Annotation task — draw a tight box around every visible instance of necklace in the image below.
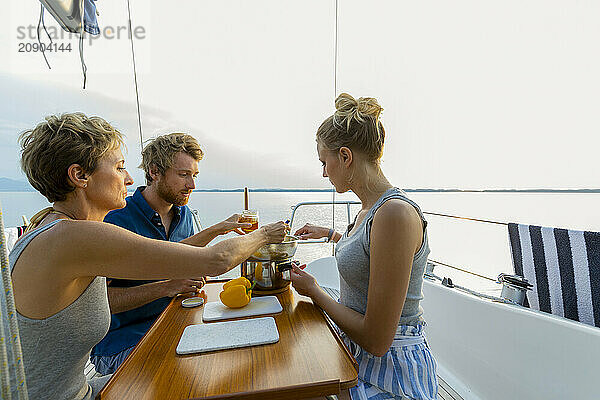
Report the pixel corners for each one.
[50,208,78,220]
[24,206,77,233]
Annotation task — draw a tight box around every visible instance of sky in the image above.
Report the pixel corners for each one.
[1,0,599,189]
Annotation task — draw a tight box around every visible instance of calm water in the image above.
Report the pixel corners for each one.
[2,191,600,291]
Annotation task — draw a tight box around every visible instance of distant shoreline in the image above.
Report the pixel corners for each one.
[2,186,600,194]
[191,188,600,193]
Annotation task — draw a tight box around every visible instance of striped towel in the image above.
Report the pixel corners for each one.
[508,223,600,328]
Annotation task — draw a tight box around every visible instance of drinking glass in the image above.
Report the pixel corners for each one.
[239,210,259,233]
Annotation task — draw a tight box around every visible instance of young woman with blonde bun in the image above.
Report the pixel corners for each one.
[9,113,287,400]
[292,93,438,400]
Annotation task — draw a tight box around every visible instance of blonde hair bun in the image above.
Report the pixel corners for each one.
[317,93,386,164]
[334,93,383,131]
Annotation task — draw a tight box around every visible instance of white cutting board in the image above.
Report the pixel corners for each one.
[176,317,279,355]
[202,295,282,322]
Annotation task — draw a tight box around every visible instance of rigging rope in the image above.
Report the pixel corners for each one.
[37,4,52,70]
[0,201,29,399]
[126,0,144,148]
[334,0,338,97]
[330,0,339,256]
[0,290,10,399]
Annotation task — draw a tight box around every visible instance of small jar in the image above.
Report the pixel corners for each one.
[239,210,259,233]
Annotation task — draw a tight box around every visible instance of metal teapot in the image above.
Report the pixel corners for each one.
[242,235,298,294]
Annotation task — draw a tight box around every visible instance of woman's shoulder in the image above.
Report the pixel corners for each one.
[48,219,148,255]
[35,219,105,239]
[15,218,68,247]
[12,219,138,275]
[375,197,420,218]
[17,219,121,256]
[371,198,422,231]
[370,199,424,253]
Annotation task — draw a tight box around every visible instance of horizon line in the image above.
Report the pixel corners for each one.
[2,186,600,194]
[190,188,600,193]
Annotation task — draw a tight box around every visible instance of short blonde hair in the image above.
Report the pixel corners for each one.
[20,113,124,202]
[316,93,385,163]
[140,133,203,184]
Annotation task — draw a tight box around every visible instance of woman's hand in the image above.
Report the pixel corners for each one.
[260,221,287,243]
[294,223,329,240]
[290,263,319,297]
[215,214,251,235]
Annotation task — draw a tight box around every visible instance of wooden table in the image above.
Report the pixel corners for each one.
[98,282,358,399]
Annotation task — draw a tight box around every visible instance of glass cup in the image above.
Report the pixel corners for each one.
[239,210,259,233]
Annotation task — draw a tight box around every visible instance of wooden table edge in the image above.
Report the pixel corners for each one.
[98,294,182,399]
[317,306,359,372]
[186,378,343,400]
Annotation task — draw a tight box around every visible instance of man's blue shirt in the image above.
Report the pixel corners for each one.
[91,186,194,357]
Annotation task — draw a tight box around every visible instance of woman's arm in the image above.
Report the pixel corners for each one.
[53,219,286,280]
[294,223,342,243]
[291,200,422,356]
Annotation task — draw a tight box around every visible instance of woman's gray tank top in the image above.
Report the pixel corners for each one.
[9,220,111,400]
[335,187,430,327]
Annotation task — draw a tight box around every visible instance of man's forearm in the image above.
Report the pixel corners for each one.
[180,225,221,247]
[107,282,168,314]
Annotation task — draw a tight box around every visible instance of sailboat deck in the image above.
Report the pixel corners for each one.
[438,376,463,400]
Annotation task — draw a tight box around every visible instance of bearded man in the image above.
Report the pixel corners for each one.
[91,133,248,375]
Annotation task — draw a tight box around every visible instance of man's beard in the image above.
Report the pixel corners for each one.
[156,180,190,206]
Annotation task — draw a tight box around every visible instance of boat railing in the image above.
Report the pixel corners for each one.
[289,200,508,253]
[288,200,518,305]
[289,201,360,244]
[289,200,509,229]
[191,209,203,233]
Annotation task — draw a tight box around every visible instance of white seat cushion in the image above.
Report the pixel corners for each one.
[304,256,340,291]
[3,228,20,254]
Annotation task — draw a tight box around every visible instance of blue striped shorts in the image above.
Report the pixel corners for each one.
[338,324,438,400]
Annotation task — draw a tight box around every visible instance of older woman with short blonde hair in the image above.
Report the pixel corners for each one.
[10,113,286,400]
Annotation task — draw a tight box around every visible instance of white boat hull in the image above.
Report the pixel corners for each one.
[422,279,600,400]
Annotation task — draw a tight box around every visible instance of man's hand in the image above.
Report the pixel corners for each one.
[160,278,206,297]
[217,214,252,236]
[181,214,251,247]
[107,278,206,313]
